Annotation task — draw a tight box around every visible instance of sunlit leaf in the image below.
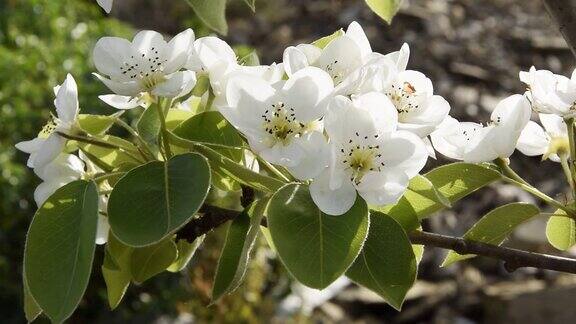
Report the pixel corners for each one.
[185,0,228,35]
[108,153,211,247]
[268,184,369,289]
[546,209,576,250]
[365,0,403,24]
[442,203,540,266]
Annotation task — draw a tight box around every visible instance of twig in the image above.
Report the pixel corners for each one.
[409,230,576,274]
[176,205,241,242]
[542,0,576,58]
[175,205,576,274]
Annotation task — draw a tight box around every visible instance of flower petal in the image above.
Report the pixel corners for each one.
[287,132,330,180]
[282,66,334,122]
[93,36,132,79]
[132,30,168,58]
[98,94,142,110]
[96,215,110,245]
[93,73,142,96]
[356,171,409,206]
[345,21,372,59]
[352,91,398,133]
[34,180,69,207]
[96,0,113,13]
[193,36,237,71]
[379,130,428,177]
[283,46,311,77]
[152,70,197,98]
[310,169,357,216]
[539,113,567,137]
[33,134,66,168]
[517,121,549,157]
[34,154,85,182]
[164,29,195,74]
[54,74,79,123]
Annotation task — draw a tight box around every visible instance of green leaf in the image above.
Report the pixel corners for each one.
[312,29,344,49]
[23,274,42,323]
[137,106,161,146]
[108,153,211,247]
[166,109,194,130]
[546,209,576,250]
[373,175,449,231]
[173,111,244,161]
[191,143,284,193]
[365,0,402,24]
[131,239,178,283]
[243,0,256,11]
[78,114,115,135]
[442,203,540,266]
[373,197,419,232]
[24,180,99,323]
[186,0,228,35]
[212,199,267,302]
[102,235,133,310]
[239,51,260,66]
[268,184,369,289]
[346,212,417,310]
[417,163,501,218]
[78,135,142,170]
[167,236,205,272]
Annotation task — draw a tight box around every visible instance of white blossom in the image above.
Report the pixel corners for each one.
[96,0,113,13]
[93,29,196,99]
[283,22,380,94]
[15,74,80,169]
[384,70,451,138]
[431,94,531,162]
[33,154,85,207]
[310,93,428,215]
[187,36,285,105]
[220,66,334,179]
[520,66,576,117]
[517,113,569,162]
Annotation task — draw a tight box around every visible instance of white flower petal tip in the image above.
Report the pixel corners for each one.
[431,95,530,163]
[519,67,576,117]
[96,0,113,13]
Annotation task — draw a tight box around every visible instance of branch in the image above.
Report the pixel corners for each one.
[177,205,240,242]
[542,0,576,58]
[176,206,576,274]
[409,230,576,274]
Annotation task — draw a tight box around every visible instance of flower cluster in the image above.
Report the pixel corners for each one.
[17,22,575,218]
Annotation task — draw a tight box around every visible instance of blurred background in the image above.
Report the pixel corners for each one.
[2,0,576,322]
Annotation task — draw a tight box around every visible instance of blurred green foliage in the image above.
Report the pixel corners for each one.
[0,1,283,322]
[0,0,132,321]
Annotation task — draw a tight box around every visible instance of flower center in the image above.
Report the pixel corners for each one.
[39,118,58,139]
[261,102,304,145]
[120,47,168,87]
[339,132,384,184]
[38,115,78,138]
[140,72,167,92]
[324,60,350,86]
[545,136,570,160]
[386,82,420,120]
